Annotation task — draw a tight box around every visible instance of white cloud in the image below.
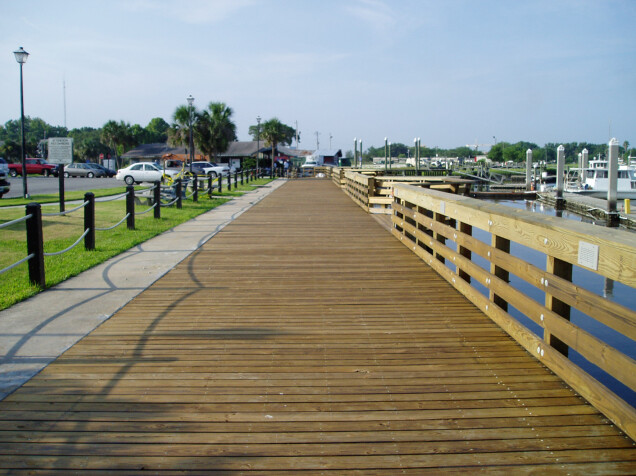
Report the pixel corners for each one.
[345,0,397,32]
[123,0,255,25]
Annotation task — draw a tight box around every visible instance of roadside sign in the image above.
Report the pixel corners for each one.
[47,138,73,165]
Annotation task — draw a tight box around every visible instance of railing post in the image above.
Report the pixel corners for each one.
[176,179,182,209]
[218,174,222,194]
[241,170,244,185]
[227,172,232,191]
[192,173,198,203]
[235,172,238,188]
[126,185,135,230]
[25,202,45,288]
[207,174,213,198]
[545,256,572,356]
[58,169,65,213]
[490,235,510,310]
[433,210,447,263]
[153,181,161,219]
[84,192,95,250]
[458,222,472,282]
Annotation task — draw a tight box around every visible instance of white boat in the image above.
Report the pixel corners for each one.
[565,160,636,199]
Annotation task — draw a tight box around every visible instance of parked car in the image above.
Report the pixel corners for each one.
[86,163,116,177]
[64,163,107,178]
[190,161,212,175]
[0,158,10,198]
[115,162,163,185]
[194,161,233,177]
[8,158,58,177]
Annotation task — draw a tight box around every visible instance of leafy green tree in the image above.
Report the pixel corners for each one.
[0,139,20,161]
[196,102,237,160]
[145,117,169,143]
[249,122,297,145]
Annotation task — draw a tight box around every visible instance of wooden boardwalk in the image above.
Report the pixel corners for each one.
[0,180,634,473]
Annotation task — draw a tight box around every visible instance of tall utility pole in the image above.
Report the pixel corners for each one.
[329,133,333,149]
[256,116,261,177]
[315,131,320,150]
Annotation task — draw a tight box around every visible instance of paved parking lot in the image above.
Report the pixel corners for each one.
[3,176,122,199]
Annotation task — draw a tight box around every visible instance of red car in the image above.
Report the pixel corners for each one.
[8,158,58,177]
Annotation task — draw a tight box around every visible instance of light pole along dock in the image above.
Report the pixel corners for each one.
[0,179,633,473]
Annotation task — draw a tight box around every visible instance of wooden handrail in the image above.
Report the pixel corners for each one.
[390,183,636,441]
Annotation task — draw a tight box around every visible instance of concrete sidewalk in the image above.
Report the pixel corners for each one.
[0,180,287,400]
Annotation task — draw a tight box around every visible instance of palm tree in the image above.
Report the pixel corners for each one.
[196,102,237,161]
[100,120,131,169]
[167,105,194,150]
[260,118,288,176]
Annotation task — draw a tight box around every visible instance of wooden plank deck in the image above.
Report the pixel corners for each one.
[0,179,634,473]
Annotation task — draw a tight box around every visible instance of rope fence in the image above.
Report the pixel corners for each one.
[95,213,130,231]
[1,170,263,288]
[42,200,88,217]
[43,228,90,257]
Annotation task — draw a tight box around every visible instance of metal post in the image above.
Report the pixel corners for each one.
[241,170,244,185]
[234,171,238,189]
[384,138,388,173]
[207,174,213,198]
[227,172,232,191]
[126,185,135,229]
[607,138,620,226]
[256,116,261,178]
[153,181,161,218]
[555,145,565,210]
[25,202,45,287]
[525,149,533,191]
[218,173,222,194]
[359,139,363,168]
[192,173,198,202]
[19,61,29,199]
[353,138,357,168]
[176,179,182,209]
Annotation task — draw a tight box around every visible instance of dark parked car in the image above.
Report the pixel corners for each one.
[64,163,107,178]
[86,163,116,177]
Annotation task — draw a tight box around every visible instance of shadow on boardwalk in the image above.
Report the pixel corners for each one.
[0,180,634,473]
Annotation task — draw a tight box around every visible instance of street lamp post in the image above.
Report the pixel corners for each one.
[359,139,362,168]
[256,116,261,177]
[14,47,29,199]
[187,95,194,173]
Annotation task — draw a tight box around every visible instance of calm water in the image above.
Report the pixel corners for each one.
[445,199,636,405]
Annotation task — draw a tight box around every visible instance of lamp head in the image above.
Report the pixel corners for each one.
[187,95,194,106]
[14,47,29,64]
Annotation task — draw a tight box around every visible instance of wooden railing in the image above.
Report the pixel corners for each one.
[343,170,473,214]
[390,183,636,440]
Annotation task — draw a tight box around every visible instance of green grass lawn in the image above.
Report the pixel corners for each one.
[0,178,272,310]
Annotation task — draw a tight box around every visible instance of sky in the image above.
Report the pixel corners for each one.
[1,0,635,153]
